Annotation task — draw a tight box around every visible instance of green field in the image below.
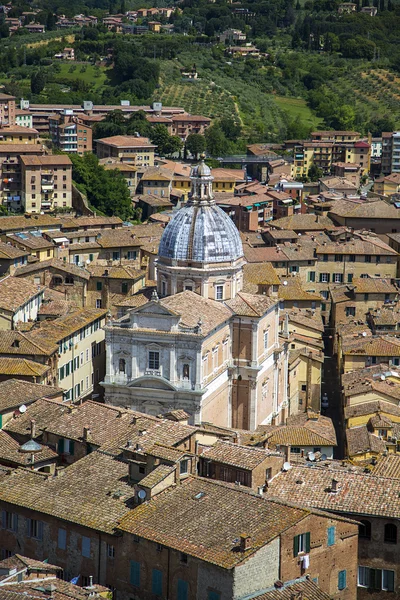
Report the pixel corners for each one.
[50,63,110,91]
[273,95,323,130]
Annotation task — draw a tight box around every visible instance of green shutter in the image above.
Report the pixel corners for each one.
[177,579,188,600]
[130,561,140,587]
[0,413,2,429]
[338,570,347,590]
[293,534,299,557]
[327,526,335,547]
[371,569,382,590]
[69,440,75,456]
[58,438,64,453]
[348,273,353,283]
[152,569,162,595]
[305,531,311,553]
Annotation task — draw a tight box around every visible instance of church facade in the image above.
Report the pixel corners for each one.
[102,160,288,429]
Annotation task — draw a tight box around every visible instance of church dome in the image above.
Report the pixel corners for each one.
[158,202,244,263]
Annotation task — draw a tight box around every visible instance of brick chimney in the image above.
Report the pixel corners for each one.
[83,427,92,442]
[30,419,36,439]
[240,534,252,552]
[331,478,339,493]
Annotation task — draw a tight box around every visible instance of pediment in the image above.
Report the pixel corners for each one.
[131,301,179,317]
[128,376,177,391]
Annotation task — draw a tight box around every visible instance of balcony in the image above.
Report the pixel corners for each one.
[41,182,54,192]
[145,369,161,377]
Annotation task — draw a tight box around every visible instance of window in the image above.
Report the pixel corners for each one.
[319,273,330,283]
[119,358,126,373]
[27,518,43,540]
[152,569,163,595]
[365,255,371,263]
[264,330,269,350]
[327,526,335,547]
[180,459,188,475]
[58,438,75,455]
[80,352,84,366]
[384,523,397,544]
[183,363,189,379]
[96,299,102,308]
[112,251,120,261]
[96,281,102,291]
[121,282,128,294]
[215,285,223,301]
[58,528,66,550]
[364,293,369,301]
[82,536,91,557]
[148,351,160,370]
[338,570,347,590]
[308,271,315,282]
[321,290,329,300]
[359,520,371,540]
[349,255,356,262]
[333,273,343,283]
[107,544,115,559]
[290,265,299,273]
[293,532,310,557]
[127,251,137,260]
[346,307,356,317]
[358,567,395,591]
[347,273,353,283]
[177,579,188,600]
[323,254,328,262]
[180,553,188,564]
[161,281,167,297]
[335,254,343,262]
[130,560,140,587]
[1,511,17,531]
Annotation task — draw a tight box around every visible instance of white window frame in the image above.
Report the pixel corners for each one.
[215,284,224,301]
[148,351,160,371]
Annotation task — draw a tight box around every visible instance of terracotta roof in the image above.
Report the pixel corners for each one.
[0,215,60,234]
[19,155,71,166]
[0,357,50,377]
[95,135,156,148]
[272,214,335,231]
[0,451,135,534]
[138,463,175,488]
[0,241,28,260]
[285,309,324,332]
[59,216,122,229]
[159,291,232,336]
[352,277,398,293]
[0,379,62,413]
[14,258,90,280]
[315,239,396,256]
[278,278,321,302]
[267,463,400,518]
[329,199,400,220]
[243,262,281,292]
[87,264,144,280]
[171,114,211,123]
[118,476,313,568]
[8,232,55,250]
[243,245,285,263]
[346,426,387,456]
[342,335,400,357]
[226,292,276,317]
[264,229,297,240]
[264,414,337,448]
[200,440,274,470]
[28,308,107,348]
[0,330,56,356]
[344,400,400,420]
[113,286,155,308]
[0,430,57,466]
[372,454,400,479]
[369,413,392,428]
[0,276,44,312]
[145,443,190,462]
[253,578,331,600]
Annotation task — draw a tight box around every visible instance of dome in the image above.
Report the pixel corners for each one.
[158,202,244,263]
[191,161,212,178]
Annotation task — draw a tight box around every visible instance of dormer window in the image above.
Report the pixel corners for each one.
[119,358,126,373]
[180,459,188,475]
[215,285,223,301]
[148,351,160,370]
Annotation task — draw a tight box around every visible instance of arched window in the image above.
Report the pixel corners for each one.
[384,523,397,544]
[119,358,126,374]
[359,520,371,540]
[183,363,190,380]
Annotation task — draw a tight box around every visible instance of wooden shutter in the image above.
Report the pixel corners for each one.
[370,569,382,590]
[338,570,347,590]
[327,526,335,546]
[293,534,299,557]
[177,579,188,600]
[305,531,311,553]
[58,438,64,453]
[130,561,140,587]
[152,569,162,595]
[69,440,75,456]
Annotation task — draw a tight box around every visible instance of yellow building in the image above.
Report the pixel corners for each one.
[95,136,156,167]
[373,173,400,197]
[7,231,55,262]
[0,124,39,145]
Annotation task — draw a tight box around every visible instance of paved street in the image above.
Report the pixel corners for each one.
[321,334,345,460]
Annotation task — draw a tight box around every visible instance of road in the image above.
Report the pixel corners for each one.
[321,334,345,460]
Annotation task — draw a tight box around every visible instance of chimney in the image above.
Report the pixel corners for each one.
[284,445,291,462]
[83,427,92,442]
[239,534,252,552]
[30,419,36,439]
[331,478,339,493]
[257,485,264,497]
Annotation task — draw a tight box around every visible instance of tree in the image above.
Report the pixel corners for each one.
[205,124,229,157]
[219,116,241,142]
[308,164,323,181]
[31,71,46,95]
[186,133,206,158]
[46,12,57,30]
[150,124,182,156]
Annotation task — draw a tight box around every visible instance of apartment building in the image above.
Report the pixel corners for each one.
[49,111,92,154]
[0,93,16,126]
[170,114,211,141]
[95,135,156,166]
[0,275,44,329]
[28,308,107,401]
[381,131,400,174]
[20,155,73,213]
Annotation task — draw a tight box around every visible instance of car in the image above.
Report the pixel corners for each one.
[321,393,329,409]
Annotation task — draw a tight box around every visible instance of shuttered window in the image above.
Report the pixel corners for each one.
[82,536,91,557]
[338,570,347,590]
[58,528,67,550]
[177,579,188,600]
[327,526,335,547]
[130,561,140,587]
[293,532,310,557]
[152,569,162,595]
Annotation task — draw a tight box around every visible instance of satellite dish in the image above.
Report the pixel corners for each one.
[86,259,90,264]
[381,375,385,380]
[362,332,367,337]
[321,453,327,461]
[19,404,27,413]
[137,489,146,500]
[308,452,316,462]
[283,281,288,286]
[283,461,291,471]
